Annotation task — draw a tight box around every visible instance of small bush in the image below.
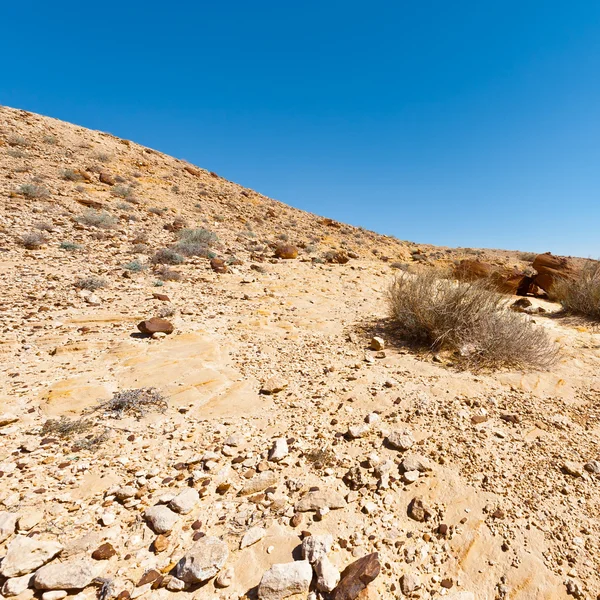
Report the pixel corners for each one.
[7,134,29,147]
[7,148,27,158]
[148,207,164,215]
[173,240,214,258]
[518,251,536,263]
[178,227,217,244]
[156,265,182,281]
[76,276,107,291]
[60,241,82,251]
[77,209,117,229]
[95,152,112,163]
[41,417,92,438]
[123,259,146,272]
[552,262,600,320]
[94,387,167,419]
[387,270,557,370]
[112,184,133,198]
[62,169,84,182]
[43,134,57,145]
[21,231,47,249]
[158,304,176,318]
[19,183,50,199]
[130,243,149,254]
[34,221,54,232]
[117,202,133,211]
[151,248,185,265]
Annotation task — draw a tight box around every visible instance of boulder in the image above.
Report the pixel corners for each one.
[99,171,115,186]
[0,511,18,543]
[331,553,380,600]
[532,252,576,293]
[257,560,312,599]
[33,557,100,590]
[144,505,179,534]
[210,258,228,273]
[454,260,493,281]
[1,573,33,597]
[274,244,298,259]
[0,536,63,578]
[137,317,174,335]
[176,536,229,584]
[169,488,199,515]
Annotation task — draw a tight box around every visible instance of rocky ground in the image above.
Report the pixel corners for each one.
[1,105,600,600]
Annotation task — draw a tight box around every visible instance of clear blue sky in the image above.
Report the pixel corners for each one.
[2,1,599,257]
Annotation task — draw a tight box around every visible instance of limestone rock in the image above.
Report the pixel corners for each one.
[369,337,385,351]
[302,534,333,564]
[407,496,433,522]
[240,526,266,549]
[0,511,19,542]
[239,471,278,496]
[0,536,63,578]
[257,560,312,600]
[176,536,229,584]
[269,438,289,462]
[386,429,415,451]
[33,557,100,590]
[0,414,19,427]
[315,556,340,592]
[17,511,43,532]
[296,490,346,512]
[144,505,179,534]
[260,376,288,395]
[1,573,33,597]
[169,488,199,514]
[274,245,298,259]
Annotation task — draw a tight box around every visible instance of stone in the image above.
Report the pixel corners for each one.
[400,454,431,473]
[347,424,370,439]
[144,505,179,534]
[210,258,228,273]
[239,471,278,496]
[369,337,385,351]
[17,511,43,532]
[532,252,576,293]
[115,486,137,501]
[33,557,99,590]
[164,576,187,591]
[386,430,415,451]
[92,542,117,560]
[296,490,346,512]
[169,488,199,514]
[315,556,340,592]
[269,438,289,462]
[0,536,63,578]
[215,566,234,588]
[261,376,288,395]
[42,592,67,600]
[137,317,174,335]
[401,572,421,594]
[585,460,600,474]
[153,535,169,553]
[302,534,333,564]
[330,553,380,600]
[0,511,18,542]
[274,244,299,260]
[240,526,266,549]
[257,560,312,600]
[99,171,115,186]
[1,573,33,597]
[562,461,584,477]
[0,414,19,427]
[176,536,229,584]
[403,470,420,484]
[152,293,171,302]
[407,496,433,522]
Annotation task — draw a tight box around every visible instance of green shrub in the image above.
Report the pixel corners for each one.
[77,209,117,229]
[552,262,600,320]
[75,276,107,291]
[60,241,82,251]
[151,248,185,265]
[123,259,146,272]
[19,183,50,199]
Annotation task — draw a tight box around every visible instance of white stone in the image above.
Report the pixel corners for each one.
[0,511,19,542]
[240,526,266,549]
[258,560,312,600]
[301,534,333,564]
[268,438,289,462]
[1,573,33,597]
[0,536,63,578]
[144,505,179,534]
[169,488,199,515]
[42,592,68,600]
[33,558,100,590]
[176,536,229,584]
[314,556,340,592]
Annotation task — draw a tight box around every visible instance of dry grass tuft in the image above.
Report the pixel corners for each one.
[552,262,600,321]
[94,387,167,419]
[387,270,557,369]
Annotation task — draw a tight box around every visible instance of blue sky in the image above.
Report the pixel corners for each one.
[2,1,599,256]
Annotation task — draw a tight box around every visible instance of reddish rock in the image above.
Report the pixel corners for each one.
[153,534,169,553]
[275,244,298,259]
[152,293,171,302]
[454,260,493,281]
[210,258,228,273]
[183,165,201,177]
[137,569,161,587]
[407,496,433,522]
[137,317,174,335]
[92,542,117,560]
[331,553,380,600]
[325,251,350,265]
[99,171,115,186]
[532,252,576,293]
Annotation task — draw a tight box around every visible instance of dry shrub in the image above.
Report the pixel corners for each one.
[95,388,167,419]
[387,270,557,369]
[151,248,185,265]
[41,417,92,438]
[155,265,182,281]
[75,276,107,291]
[21,231,47,249]
[552,262,600,320]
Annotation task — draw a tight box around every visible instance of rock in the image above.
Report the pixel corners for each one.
[257,560,312,600]
[347,424,370,439]
[239,471,279,496]
[324,251,350,265]
[585,460,600,474]
[400,454,431,473]
[401,572,421,594]
[511,297,532,312]
[315,556,340,592]
[210,258,228,273]
[240,526,266,549]
[0,414,19,427]
[562,461,584,478]
[99,171,115,186]
[152,293,171,302]
[153,535,169,553]
[92,542,117,560]
[0,536,63,578]
[169,488,199,514]
[296,490,346,512]
[386,430,415,451]
[176,536,229,584]
[269,438,289,462]
[331,553,380,600]
[42,592,68,600]
[164,576,187,591]
[260,376,288,395]
[274,245,298,259]
[17,511,43,532]
[369,337,385,351]
[1,573,33,597]
[532,252,576,293]
[215,566,234,588]
[33,557,99,590]
[302,534,333,564]
[115,486,137,501]
[144,505,179,534]
[403,470,420,484]
[137,317,174,335]
[0,511,18,542]
[407,496,433,522]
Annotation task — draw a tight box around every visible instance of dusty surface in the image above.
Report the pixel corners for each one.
[1,105,600,599]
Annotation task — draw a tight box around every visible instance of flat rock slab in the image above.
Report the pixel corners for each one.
[296,490,346,512]
[258,560,312,600]
[34,557,100,590]
[176,536,229,584]
[0,536,63,578]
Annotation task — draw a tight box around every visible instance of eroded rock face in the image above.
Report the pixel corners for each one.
[257,560,312,600]
[176,536,229,584]
[0,536,63,578]
[274,245,298,259]
[331,553,380,600]
[532,252,576,292]
[137,317,174,335]
[33,557,100,590]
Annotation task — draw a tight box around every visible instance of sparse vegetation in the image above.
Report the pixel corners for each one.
[131,243,149,254]
[112,184,133,198]
[387,270,557,369]
[41,416,93,439]
[552,262,600,320]
[21,231,47,249]
[151,248,185,265]
[19,183,50,199]
[518,251,537,262]
[62,169,84,181]
[34,221,54,232]
[157,304,176,318]
[77,209,117,229]
[60,241,82,251]
[123,259,146,272]
[95,152,112,163]
[94,388,167,419]
[7,134,29,147]
[7,148,27,158]
[75,276,107,291]
[155,265,182,281]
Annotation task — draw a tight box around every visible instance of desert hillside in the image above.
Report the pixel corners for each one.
[0,105,599,600]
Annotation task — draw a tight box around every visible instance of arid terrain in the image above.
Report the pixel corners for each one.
[1,105,599,600]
